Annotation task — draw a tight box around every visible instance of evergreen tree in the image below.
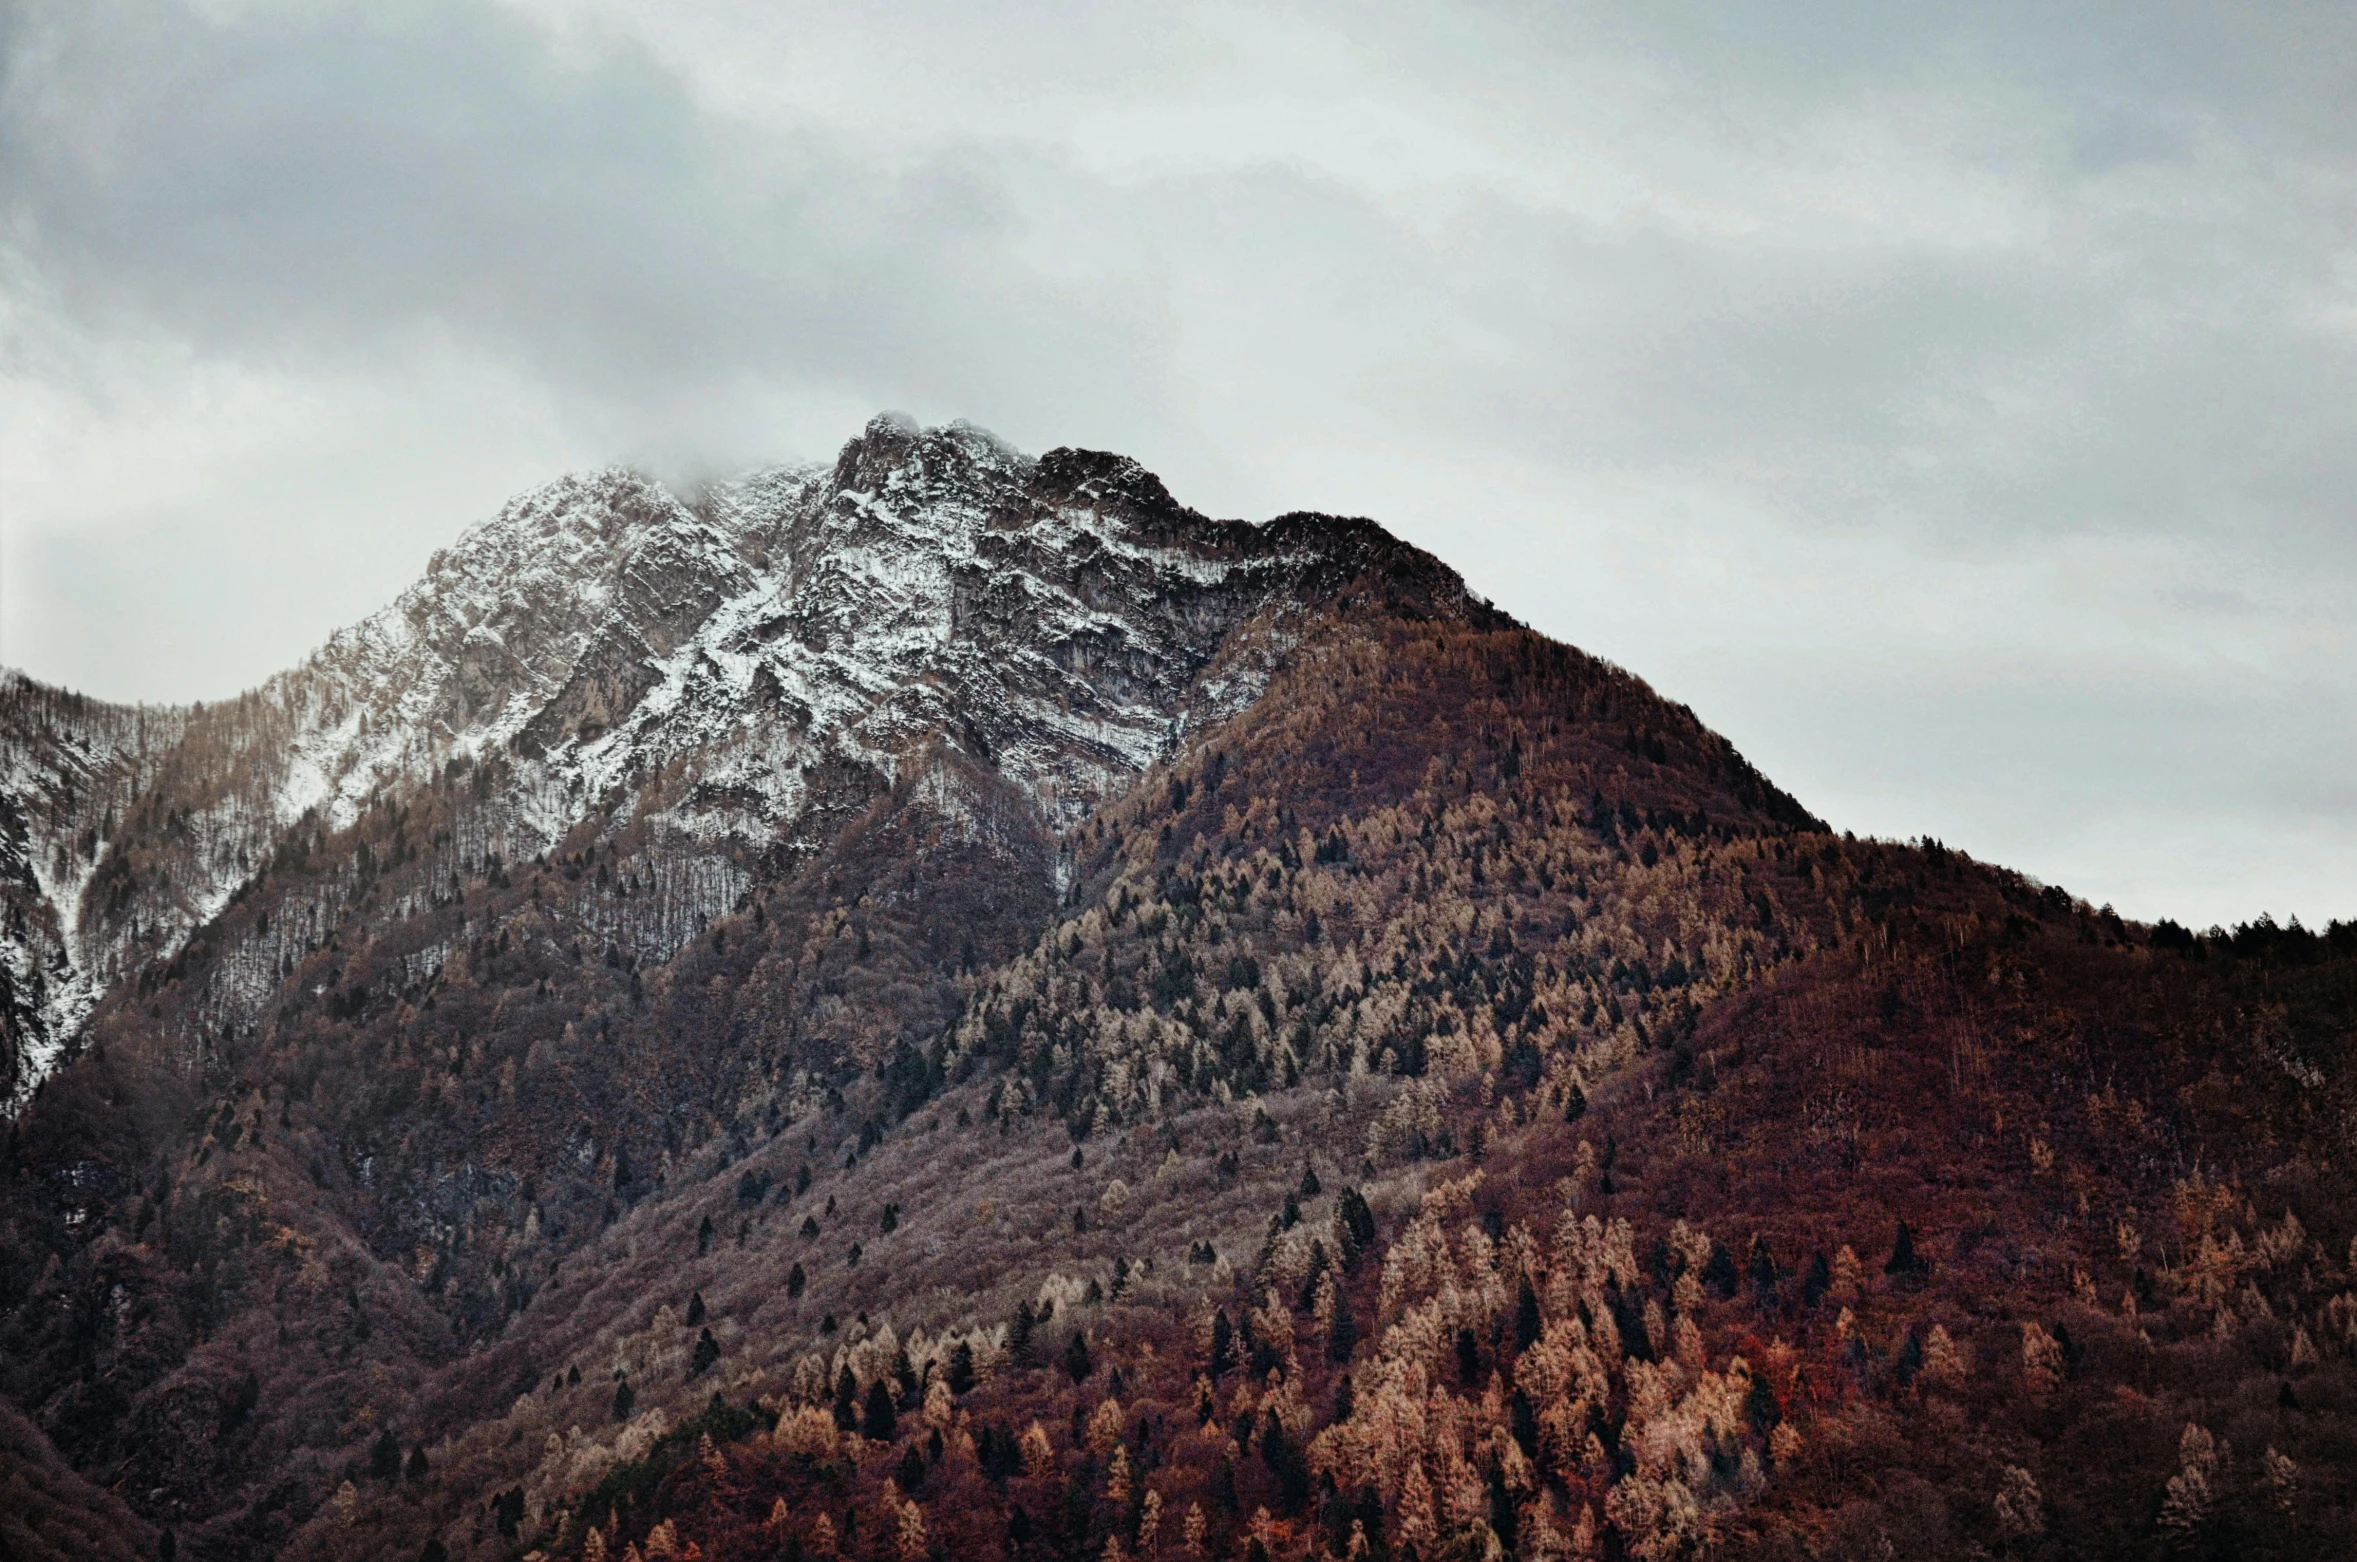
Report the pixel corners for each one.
[1801,1251,1832,1308]
[834,1366,861,1431]
[690,1327,721,1378]
[1748,1234,1780,1304]
[1064,1330,1094,1384]
[370,1427,402,1481]
[1328,1295,1358,1363]
[1511,1389,1540,1459]
[787,1262,806,1299]
[1010,1300,1037,1362]
[1515,1277,1543,1350]
[1260,1410,1311,1513]
[1297,1241,1329,1311]
[1485,1466,1518,1553]
[1886,1220,1929,1282]
[1703,1241,1740,1298]
[221,1368,259,1434]
[405,1443,430,1482]
[1337,1188,1378,1270]
[686,1291,706,1326]
[612,1379,635,1421]
[863,1378,899,1440]
[697,1214,716,1256]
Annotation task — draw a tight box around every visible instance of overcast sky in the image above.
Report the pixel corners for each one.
[4,0,2354,929]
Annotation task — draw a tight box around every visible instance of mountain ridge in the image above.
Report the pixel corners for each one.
[0,415,1512,1111]
[3,417,2349,1562]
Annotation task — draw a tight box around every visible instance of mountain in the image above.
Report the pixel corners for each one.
[2,417,2353,1562]
[0,417,1479,1110]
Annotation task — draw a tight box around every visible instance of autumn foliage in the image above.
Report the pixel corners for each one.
[6,597,2356,1562]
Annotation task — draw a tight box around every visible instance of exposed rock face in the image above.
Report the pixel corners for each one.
[0,416,1487,1109]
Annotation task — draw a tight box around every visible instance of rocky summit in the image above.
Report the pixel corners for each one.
[1,418,2352,1562]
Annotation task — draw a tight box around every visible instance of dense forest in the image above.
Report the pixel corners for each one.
[2,426,2352,1562]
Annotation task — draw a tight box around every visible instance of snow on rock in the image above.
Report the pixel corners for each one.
[0,416,1480,1107]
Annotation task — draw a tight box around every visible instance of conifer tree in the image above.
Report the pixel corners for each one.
[1011,1301,1038,1363]
[1994,1465,2045,1538]
[2160,1424,2219,1535]
[1923,1324,1967,1390]
[1800,1250,1831,1308]
[1884,1220,1927,1282]
[1829,1245,1863,1304]
[865,1378,900,1440]
[1747,1234,1779,1303]
[1140,1488,1164,1553]
[1328,1296,1358,1363]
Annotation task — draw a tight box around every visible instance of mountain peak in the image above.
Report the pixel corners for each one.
[0,416,1521,1108]
[827,412,1026,501]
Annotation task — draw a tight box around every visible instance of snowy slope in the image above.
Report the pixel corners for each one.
[0,415,1479,1108]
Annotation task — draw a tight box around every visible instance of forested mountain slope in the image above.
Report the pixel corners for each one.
[2,420,2352,1562]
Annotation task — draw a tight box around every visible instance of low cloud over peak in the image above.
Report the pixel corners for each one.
[5,0,2355,925]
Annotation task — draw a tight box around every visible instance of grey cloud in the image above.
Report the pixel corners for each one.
[3,0,2355,925]
[0,0,1171,445]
